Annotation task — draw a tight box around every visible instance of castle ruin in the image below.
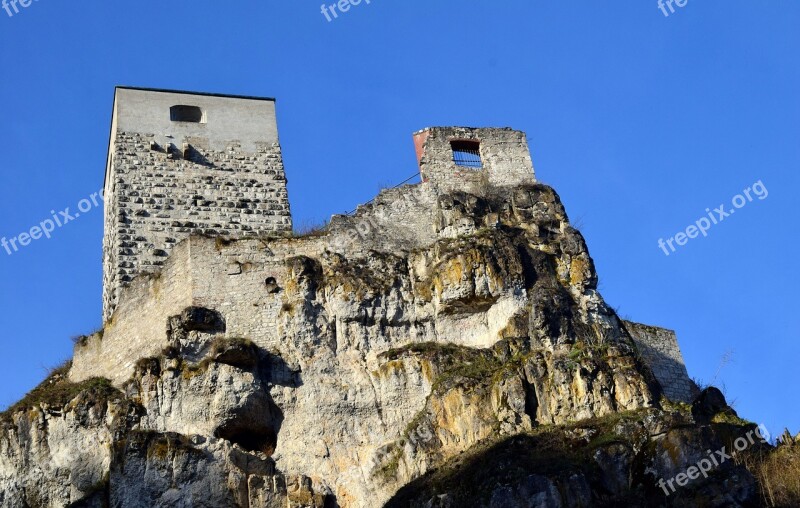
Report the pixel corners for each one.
[83,87,695,403]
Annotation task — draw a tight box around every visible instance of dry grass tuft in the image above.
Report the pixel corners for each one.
[741,432,800,507]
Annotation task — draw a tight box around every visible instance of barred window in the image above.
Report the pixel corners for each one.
[451,140,482,168]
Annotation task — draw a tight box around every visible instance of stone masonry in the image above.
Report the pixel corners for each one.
[102,87,292,320]
[413,127,536,193]
[624,321,697,403]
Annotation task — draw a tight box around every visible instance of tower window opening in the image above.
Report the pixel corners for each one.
[451,140,482,168]
[170,105,205,123]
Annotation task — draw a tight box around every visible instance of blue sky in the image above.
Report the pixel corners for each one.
[0,1,797,436]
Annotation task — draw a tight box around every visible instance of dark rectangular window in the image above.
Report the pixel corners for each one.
[451,140,482,168]
[170,105,205,123]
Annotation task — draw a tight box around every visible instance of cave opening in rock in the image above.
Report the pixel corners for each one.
[215,425,277,456]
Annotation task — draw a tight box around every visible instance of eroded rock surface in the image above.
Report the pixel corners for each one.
[0,184,763,507]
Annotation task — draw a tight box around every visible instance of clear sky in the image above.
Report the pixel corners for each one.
[0,1,797,436]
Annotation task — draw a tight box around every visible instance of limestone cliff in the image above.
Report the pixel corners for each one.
[0,183,770,507]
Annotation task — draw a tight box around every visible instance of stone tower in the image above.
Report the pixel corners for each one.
[102,87,292,320]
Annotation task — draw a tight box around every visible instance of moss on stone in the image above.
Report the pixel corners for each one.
[119,430,204,462]
[376,445,403,482]
[380,340,538,396]
[711,410,753,427]
[180,360,213,380]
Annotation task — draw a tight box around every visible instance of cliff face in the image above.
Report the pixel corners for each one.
[0,183,764,507]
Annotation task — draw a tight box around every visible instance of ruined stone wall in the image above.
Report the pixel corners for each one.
[73,240,194,383]
[52,114,714,506]
[413,127,536,194]
[188,237,299,351]
[326,184,439,255]
[623,321,697,403]
[325,176,525,256]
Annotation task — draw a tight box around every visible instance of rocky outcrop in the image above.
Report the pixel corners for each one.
[0,183,770,507]
[385,406,763,508]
